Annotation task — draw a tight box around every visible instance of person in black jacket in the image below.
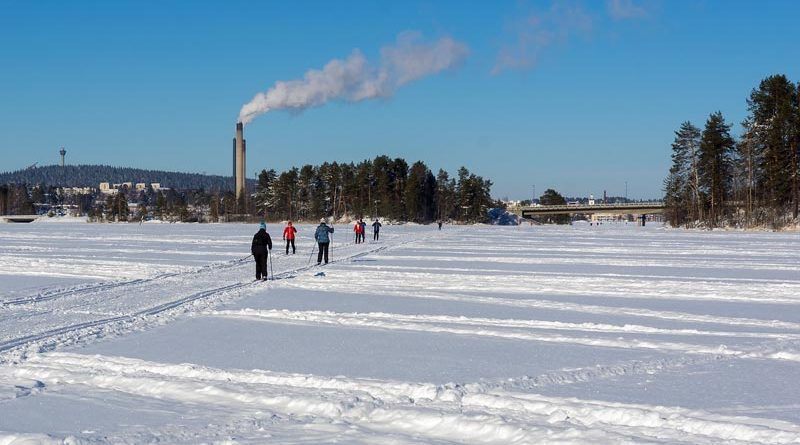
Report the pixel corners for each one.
[251,222,273,280]
[372,219,382,241]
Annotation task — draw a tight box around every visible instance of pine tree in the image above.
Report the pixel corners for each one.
[746,75,798,222]
[209,194,220,222]
[698,112,735,226]
[155,191,166,220]
[404,162,426,222]
[663,121,701,226]
[539,189,569,224]
[435,169,452,220]
[254,169,277,218]
[734,119,762,225]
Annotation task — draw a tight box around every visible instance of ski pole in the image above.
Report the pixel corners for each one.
[307,241,316,266]
[269,250,275,280]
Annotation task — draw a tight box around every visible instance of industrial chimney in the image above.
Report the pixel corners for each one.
[59,146,66,167]
[234,122,246,203]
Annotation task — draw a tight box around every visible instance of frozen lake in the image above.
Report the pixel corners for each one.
[1,220,799,444]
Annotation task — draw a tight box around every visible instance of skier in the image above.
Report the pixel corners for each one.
[251,222,273,281]
[353,219,364,244]
[283,220,297,254]
[372,219,382,241]
[437,219,443,230]
[360,219,367,242]
[315,218,335,265]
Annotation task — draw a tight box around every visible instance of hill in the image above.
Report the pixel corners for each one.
[0,164,254,191]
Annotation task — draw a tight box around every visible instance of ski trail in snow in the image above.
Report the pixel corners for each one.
[208,309,800,340]
[280,269,800,330]
[203,309,800,362]
[372,253,800,274]
[4,352,800,445]
[280,267,800,304]
[1,255,253,306]
[0,231,437,363]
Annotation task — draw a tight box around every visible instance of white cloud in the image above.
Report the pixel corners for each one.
[607,0,649,20]
[492,1,593,75]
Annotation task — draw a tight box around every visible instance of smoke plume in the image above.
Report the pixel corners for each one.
[238,32,469,125]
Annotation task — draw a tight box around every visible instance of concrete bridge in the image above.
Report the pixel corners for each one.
[513,202,665,218]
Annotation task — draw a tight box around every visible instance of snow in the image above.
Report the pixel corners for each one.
[1,222,799,444]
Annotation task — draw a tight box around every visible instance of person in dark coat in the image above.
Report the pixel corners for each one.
[314,218,334,265]
[251,222,273,280]
[372,219,382,241]
[359,219,367,242]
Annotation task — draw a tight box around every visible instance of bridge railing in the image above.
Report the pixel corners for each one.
[514,202,665,216]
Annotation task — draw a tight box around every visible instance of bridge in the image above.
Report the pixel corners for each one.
[513,202,665,218]
[1,215,40,223]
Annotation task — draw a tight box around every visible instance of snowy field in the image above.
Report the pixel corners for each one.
[1,221,800,444]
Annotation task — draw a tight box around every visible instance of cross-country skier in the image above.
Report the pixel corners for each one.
[437,219,443,230]
[360,219,367,242]
[372,219,382,241]
[353,219,364,244]
[283,220,297,254]
[251,222,273,280]
[315,218,335,265]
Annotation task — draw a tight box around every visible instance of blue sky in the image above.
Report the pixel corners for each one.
[1,0,798,200]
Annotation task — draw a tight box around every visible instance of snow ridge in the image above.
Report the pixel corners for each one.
[204,308,800,362]
[6,352,800,445]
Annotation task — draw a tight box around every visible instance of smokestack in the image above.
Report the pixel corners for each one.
[59,146,66,167]
[232,137,236,191]
[234,122,246,203]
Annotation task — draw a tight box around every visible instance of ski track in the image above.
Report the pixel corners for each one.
[203,308,800,362]
[280,267,800,304]
[0,231,428,363]
[281,280,800,331]
[1,257,245,307]
[4,352,800,445]
[2,224,800,443]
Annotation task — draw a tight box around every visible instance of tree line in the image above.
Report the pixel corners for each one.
[251,155,495,223]
[664,74,799,228]
[2,156,496,224]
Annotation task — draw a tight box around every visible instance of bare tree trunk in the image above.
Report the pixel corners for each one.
[691,142,702,222]
[793,138,799,219]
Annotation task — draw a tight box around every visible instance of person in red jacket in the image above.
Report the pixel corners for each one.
[283,220,297,254]
[353,218,365,244]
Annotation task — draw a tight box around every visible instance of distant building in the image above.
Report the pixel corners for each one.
[101,182,165,194]
[63,187,93,196]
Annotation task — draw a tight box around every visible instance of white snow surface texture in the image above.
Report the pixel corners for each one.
[1,221,799,444]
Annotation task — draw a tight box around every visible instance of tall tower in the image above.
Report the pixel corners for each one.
[59,146,66,167]
[234,122,247,204]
